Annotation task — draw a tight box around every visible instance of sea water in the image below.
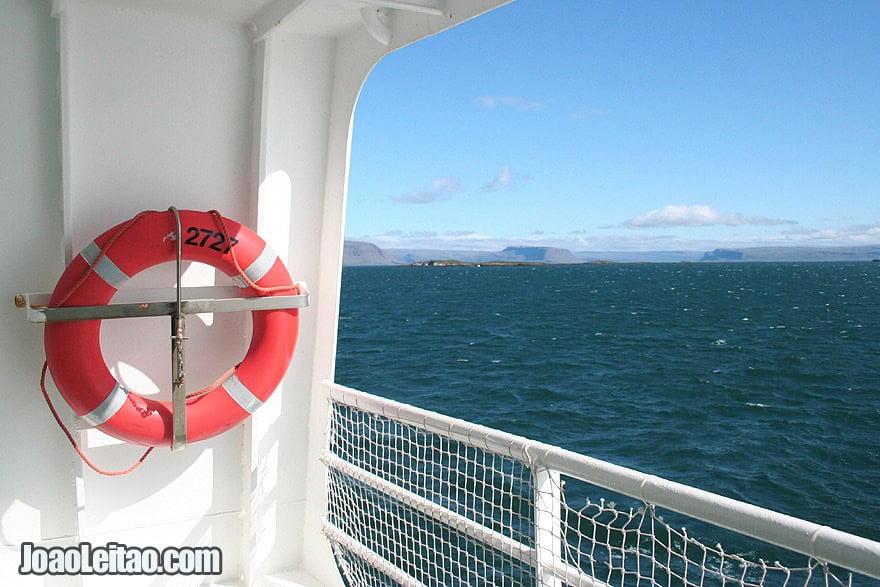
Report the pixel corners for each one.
[335,262,880,545]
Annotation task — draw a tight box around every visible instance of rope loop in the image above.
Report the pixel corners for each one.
[208,209,301,296]
[40,362,154,476]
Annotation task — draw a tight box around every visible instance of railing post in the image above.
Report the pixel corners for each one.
[534,466,562,587]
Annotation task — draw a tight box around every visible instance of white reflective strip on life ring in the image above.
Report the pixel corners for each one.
[223,374,263,414]
[80,241,129,289]
[232,245,277,288]
[80,382,129,427]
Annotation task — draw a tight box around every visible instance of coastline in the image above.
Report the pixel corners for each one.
[408,259,619,267]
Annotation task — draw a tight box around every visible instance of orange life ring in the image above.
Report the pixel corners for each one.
[43,209,299,447]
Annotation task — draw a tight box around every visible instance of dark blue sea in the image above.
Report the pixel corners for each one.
[334,262,880,546]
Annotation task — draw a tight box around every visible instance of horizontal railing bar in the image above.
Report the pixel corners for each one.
[17,285,308,323]
[325,446,608,587]
[323,522,427,587]
[547,561,609,587]
[322,451,537,565]
[325,450,603,587]
[324,381,880,580]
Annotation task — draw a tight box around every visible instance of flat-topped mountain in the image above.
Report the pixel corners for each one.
[342,241,398,265]
[700,246,880,262]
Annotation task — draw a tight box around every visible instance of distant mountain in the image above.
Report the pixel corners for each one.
[700,246,880,262]
[343,241,880,266]
[342,241,398,265]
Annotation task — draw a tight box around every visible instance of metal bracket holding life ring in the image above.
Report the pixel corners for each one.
[29,208,307,451]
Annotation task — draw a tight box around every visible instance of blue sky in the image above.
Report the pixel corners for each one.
[345,1,879,252]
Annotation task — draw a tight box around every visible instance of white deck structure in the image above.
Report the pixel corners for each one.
[2,1,879,586]
[2,1,510,584]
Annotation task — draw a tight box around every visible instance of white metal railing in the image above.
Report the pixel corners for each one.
[322,381,880,586]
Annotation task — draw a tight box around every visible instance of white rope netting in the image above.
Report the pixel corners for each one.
[324,394,866,587]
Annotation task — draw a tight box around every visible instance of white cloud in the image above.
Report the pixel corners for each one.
[482,165,529,192]
[366,230,498,250]
[349,221,880,254]
[781,223,880,243]
[623,204,796,229]
[476,95,544,111]
[393,176,464,204]
[482,165,512,192]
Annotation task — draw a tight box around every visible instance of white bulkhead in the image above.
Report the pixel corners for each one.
[0,1,509,584]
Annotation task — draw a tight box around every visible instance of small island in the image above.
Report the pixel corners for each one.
[411,259,547,267]
[409,259,617,267]
[408,246,597,266]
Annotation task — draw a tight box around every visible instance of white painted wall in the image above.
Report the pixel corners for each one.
[0,1,510,585]
[4,2,260,585]
[0,2,74,582]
